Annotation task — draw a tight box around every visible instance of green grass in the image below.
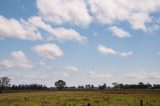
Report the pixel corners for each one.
[0,90,160,106]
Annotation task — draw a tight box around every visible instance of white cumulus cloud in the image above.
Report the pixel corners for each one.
[28,16,87,43]
[88,0,160,31]
[0,51,33,69]
[0,15,43,40]
[97,44,133,57]
[64,66,79,72]
[28,16,53,33]
[97,44,117,55]
[109,26,131,38]
[50,27,87,43]
[33,43,64,60]
[37,0,92,26]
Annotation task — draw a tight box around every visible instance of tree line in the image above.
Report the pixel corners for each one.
[0,76,160,91]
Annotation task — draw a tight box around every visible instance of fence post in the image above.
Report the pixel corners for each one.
[140,97,143,106]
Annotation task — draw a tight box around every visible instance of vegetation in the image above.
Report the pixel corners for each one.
[0,77,10,90]
[11,84,47,90]
[55,80,66,90]
[1,77,160,90]
[0,90,160,106]
[0,76,160,105]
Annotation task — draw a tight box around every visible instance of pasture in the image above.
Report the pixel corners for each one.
[0,90,160,106]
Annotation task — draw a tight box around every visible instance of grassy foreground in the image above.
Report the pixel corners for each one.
[0,90,160,106]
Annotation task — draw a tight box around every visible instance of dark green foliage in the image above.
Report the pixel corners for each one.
[99,83,107,90]
[55,80,66,90]
[0,77,10,90]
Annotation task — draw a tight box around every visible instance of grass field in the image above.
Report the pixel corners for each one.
[0,90,160,106]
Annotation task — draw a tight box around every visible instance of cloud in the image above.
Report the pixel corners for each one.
[33,43,64,60]
[129,12,150,31]
[97,44,117,55]
[126,71,160,80]
[88,0,160,31]
[50,27,87,43]
[1,15,87,43]
[0,15,43,40]
[28,16,87,43]
[0,51,33,69]
[37,0,92,26]
[88,71,111,79]
[118,51,133,57]
[28,16,53,33]
[64,66,79,72]
[148,17,160,32]
[109,26,131,38]
[97,44,133,57]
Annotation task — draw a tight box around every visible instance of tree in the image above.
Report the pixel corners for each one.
[112,82,119,89]
[0,77,10,90]
[55,80,66,90]
[99,83,107,90]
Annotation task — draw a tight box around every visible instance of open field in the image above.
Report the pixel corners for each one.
[0,90,160,106]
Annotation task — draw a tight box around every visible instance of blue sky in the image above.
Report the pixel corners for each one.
[0,0,160,87]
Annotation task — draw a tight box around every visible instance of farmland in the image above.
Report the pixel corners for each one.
[0,90,160,106]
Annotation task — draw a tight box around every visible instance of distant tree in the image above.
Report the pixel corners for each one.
[103,83,107,89]
[0,77,10,90]
[138,82,144,86]
[91,85,94,89]
[112,82,119,89]
[98,83,107,90]
[146,83,152,89]
[118,83,124,89]
[138,82,145,89]
[55,80,66,90]
[99,83,107,90]
[85,84,91,89]
[153,84,160,89]
[11,84,47,90]
[78,85,84,89]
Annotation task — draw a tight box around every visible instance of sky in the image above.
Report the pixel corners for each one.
[0,0,160,87]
